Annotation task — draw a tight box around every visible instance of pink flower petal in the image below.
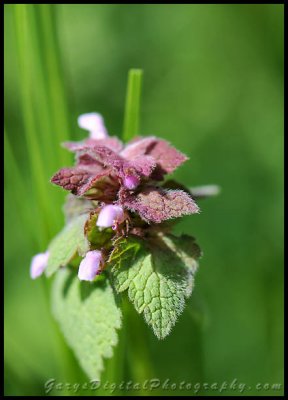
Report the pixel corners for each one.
[123,175,140,190]
[30,251,49,279]
[96,204,125,228]
[78,250,103,281]
[78,113,108,139]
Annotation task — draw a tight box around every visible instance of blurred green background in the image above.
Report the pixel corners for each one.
[4,4,283,396]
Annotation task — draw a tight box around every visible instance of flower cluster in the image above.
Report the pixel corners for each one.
[30,112,199,281]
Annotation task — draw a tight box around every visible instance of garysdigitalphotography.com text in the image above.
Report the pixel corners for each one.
[44,378,282,395]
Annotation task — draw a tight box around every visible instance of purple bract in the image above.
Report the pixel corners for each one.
[51,113,199,225]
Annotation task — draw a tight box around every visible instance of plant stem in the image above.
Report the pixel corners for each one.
[123,69,143,142]
[121,69,154,394]
[124,299,155,389]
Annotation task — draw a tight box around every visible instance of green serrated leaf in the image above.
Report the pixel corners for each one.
[46,214,89,277]
[52,268,122,380]
[109,234,200,339]
[160,234,202,298]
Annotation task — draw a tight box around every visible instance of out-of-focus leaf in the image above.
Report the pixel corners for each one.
[161,234,202,298]
[46,214,89,277]
[63,194,97,223]
[52,268,122,379]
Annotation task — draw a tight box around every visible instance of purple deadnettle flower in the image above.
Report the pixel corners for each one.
[46,95,206,340]
[96,204,125,228]
[30,251,49,279]
[51,113,200,225]
[78,250,104,281]
[78,112,108,139]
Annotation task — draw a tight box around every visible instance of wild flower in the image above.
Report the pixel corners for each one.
[51,113,199,226]
[30,251,49,279]
[78,250,104,281]
[31,112,201,280]
[30,109,206,347]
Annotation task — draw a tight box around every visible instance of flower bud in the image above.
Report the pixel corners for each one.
[96,204,125,228]
[30,251,49,279]
[123,175,140,190]
[77,112,108,139]
[78,250,103,281]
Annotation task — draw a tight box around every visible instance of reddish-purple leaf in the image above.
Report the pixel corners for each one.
[76,153,104,169]
[77,146,124,170]
[131,155,156,177]
[51,167,119,200]
[147,139,188,175]
[78,146,155,183]
[121,186,199,223]
[120,137,157,159]
[122,136,188,176]
[63,137,123,153]
[51,167,91,193]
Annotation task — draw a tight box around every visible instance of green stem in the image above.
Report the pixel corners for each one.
[124,299,154,388]
[97,320,127,396]
[122,69,143,142]
[122,69,154,394]
[96,69,150,395]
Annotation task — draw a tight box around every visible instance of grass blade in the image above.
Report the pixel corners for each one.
[13,4,57,239]
[36,4,72,166]
[13,4,72,239]
[122,69,143,142]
